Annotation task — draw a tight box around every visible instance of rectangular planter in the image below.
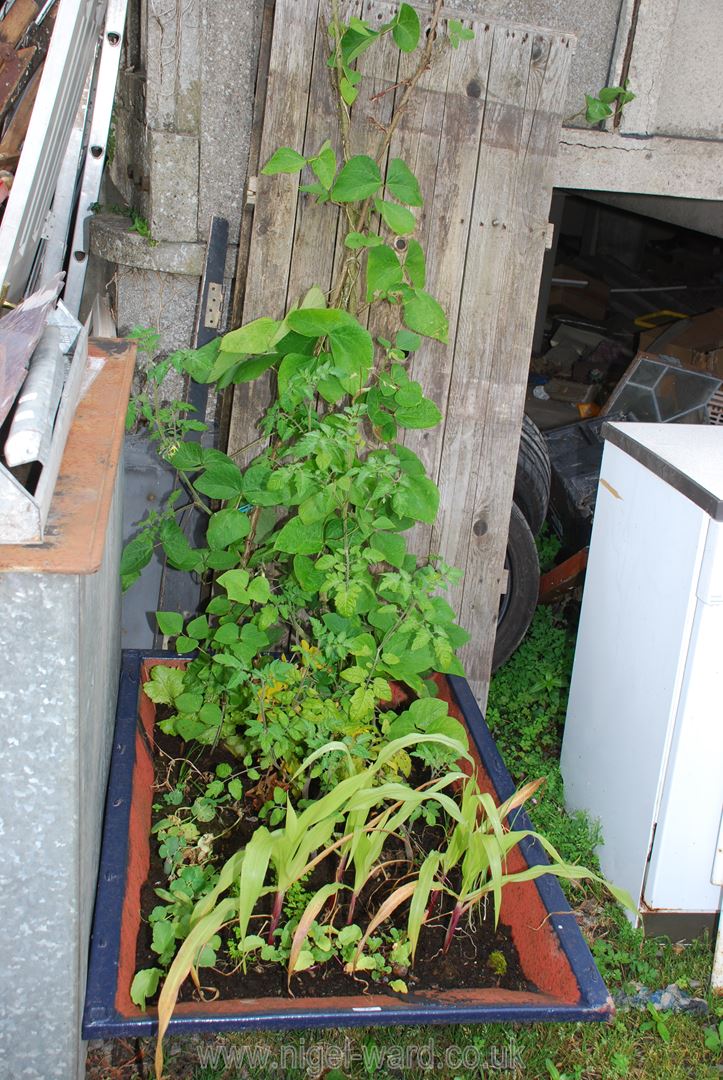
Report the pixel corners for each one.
[83,650,614,1039]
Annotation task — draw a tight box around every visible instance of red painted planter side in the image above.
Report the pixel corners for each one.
[434,676,580,1004]
[114,661,580,1019]
[115,659,186,1018]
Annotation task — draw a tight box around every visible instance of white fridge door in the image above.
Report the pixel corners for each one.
[643,519,723,913]
[562,439,708,914]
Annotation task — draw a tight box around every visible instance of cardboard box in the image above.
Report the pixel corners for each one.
[548,265,609,321]
[640,308,723,378]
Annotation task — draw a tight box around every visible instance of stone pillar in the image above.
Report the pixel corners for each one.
[91,0,264,353]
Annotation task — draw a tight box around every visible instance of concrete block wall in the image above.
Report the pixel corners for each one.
[91,0,264,360]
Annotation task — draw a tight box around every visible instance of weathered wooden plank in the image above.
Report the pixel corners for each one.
[432,25,532,604]
[458,30,573,701]
[0,61,42,160]
[0,44,36,119]
[227,0,320,464]
[364,15,452,362]
[329,0,401,310]
[229,0,275,331]
[286,0,361,310]
[398,18,492,558]
[0,0,39,47]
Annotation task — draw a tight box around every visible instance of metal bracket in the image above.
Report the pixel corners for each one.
[204,281,224,329]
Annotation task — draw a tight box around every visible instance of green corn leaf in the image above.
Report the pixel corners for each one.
[348,881,418,971]
[236,827,272,946]
[155,897,239,1078]
[408,851,440,960]
[288,882,345,985]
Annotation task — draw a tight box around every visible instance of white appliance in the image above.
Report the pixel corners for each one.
[561,422,723,925]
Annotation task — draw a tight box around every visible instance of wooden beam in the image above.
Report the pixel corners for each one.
[0,0,40,47]
[454,29,572,704]
[226,0,320,467]
[0,44,36,120]
[556,130,723,200]
[0,61,42,159]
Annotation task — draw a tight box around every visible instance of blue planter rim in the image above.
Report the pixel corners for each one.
[83,650,613,1038]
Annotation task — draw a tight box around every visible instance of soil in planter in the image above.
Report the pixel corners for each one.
[135,727,535,1004]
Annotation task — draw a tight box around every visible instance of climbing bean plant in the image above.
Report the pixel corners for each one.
[123,0,472,737]
[121,6,633,1075]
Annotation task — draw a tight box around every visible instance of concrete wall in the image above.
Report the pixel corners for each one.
[655,0,723,139]
[92,0,263,360]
